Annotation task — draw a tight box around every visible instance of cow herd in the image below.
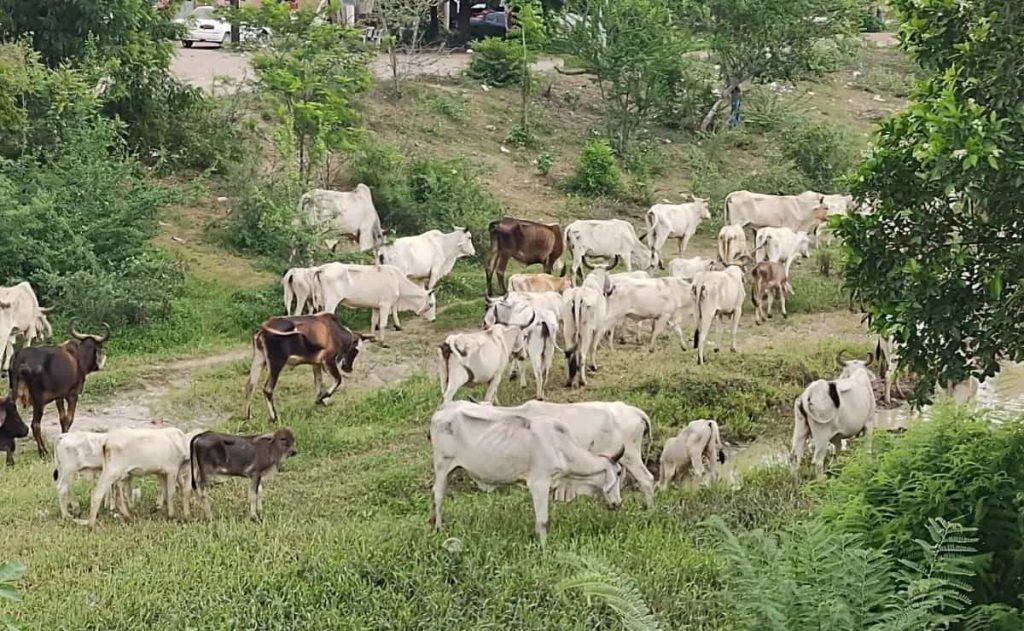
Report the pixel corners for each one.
[0,182,890,540]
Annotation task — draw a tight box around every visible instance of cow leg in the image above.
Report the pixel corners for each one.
[64,394,79,432]
[657,460,677,491]
[55,399,68,432]
[163,472,177,519]
[790,403,810,475]
[82,468,120,528]
[429,461,453,529]
[530,346,545,400]
[262,357,286,422]
[811,440,830,477]
[30,403,47,457]
[56,468,74,518]
[729,311,740,352]
[312,365,326,404]
[244,342,266,420]
[249,474,262,520]
[370,309,380,334]
[689,445,707,483]
[485,251,499,296]
[496,255,511,295]
[391,307,403,332]
[527,478,552,546]
[649,316,670,353]
[779,287,788,318]
[624,456,655,508]
[322,361,345,401]
[679,235,688,255]
[377,305,391,341]
[766,290,775,320]
[482,368,504,404]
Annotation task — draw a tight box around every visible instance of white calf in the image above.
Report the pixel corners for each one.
[438,319,531,404]
[692,266,745,364]
[658,419,725,488]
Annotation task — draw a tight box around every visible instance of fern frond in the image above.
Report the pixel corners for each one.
[557,553,663,631]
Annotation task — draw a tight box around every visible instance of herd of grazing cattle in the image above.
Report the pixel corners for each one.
[0,182,907,541]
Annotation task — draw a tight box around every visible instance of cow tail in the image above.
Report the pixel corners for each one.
[723,194,733,226]
[12,365,29,409]
[709,420,723,461]
[693,285,708,349]
[190,432,203,491]
[438,342,452,396]
[639,410,653,462]
[827,381,841,409]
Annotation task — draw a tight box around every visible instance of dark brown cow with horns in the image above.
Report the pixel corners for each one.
[244,313,367,421]
[9,323,110,456]
[486,217,565,296]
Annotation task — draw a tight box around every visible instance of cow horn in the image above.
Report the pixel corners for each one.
[39,306,53,314]
[835,349,847,365]
[69,321,86,341]
[864,352,874,366]
[97,322,111,343]
[606,446,626,465]
[603,255,621,271]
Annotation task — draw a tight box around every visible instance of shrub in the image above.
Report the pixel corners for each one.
[466,37,524,87]
[223,157,311,264]
[536,151,553,176]
[737,158,812,195]
[567,138,621,196]
[504,124,532,148]
[818,407,1024,611]
[782,121,857,191]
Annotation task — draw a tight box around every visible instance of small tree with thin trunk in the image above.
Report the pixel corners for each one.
[377,0,438,96]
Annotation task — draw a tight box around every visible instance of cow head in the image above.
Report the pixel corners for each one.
[417,290,438,322]
[598,447,625,509]
[695,197,711,220]
[455,227,476,258]
[0,397,28,439]
[340,334,371,373]
[70,322,111,372]
[836,351,875,380]
[260,427,298,463]
[35,307,53,340]
[795,231,811,258]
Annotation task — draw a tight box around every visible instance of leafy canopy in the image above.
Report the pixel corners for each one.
[837,0,1024,400]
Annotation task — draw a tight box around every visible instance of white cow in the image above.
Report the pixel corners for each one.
[584,269,651,347]
[315,263,436,342]
[561,283,608,388]
[281,267,322,316]
[658,419,725,488]
[78,427,196,528]
[717,225,747,266]
[297,184,383,252]
[513,400,654,509]
[564,219,654,282]
[791,357,876,476]
[0,282,52,371]
[507,273,573,294]
[483,297,560,401]
[428,402,624,545]
[668,256,713,282]
[724,190,828,234]
[599,276,694,353]
[53,431,139,520]
[376,228,475,289]
[692,266,745,365]
[438,319,532,404]
[754,226,811,276]
[644,198,711,267]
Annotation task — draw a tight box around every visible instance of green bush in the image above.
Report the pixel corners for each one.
[782,121,857,191]
[567,138,622,196]
[818,407,1024,611]
[223,157,311,264]
[536,151,553,176]
[466,37,524,87]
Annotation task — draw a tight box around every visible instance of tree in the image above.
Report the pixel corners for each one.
[837,0,1024,403]
[554,0,701,153]
[681,0,859,131]
[377,0,438,96]
[240,3,372,186]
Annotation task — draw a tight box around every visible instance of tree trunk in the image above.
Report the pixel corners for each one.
[699,80,741,132]
[454,1,473,46]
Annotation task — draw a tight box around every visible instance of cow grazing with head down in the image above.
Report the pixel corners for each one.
[0,396,27,466]
[486,217,565,296]
[297,184,384,252]
[429,402,624,545]
[245,314,366,422]
[0,281,53,372]
[315,263,436,342]
[190,427,297,521]
[751,261,793,324]
[791,354,876,476]
[376,227,475,290]
[645,198,711,268]
[658,419,726,488]
[668,256,714,282]
[483,296,559,401]
[564,219,654,283]
[10,324,110,457]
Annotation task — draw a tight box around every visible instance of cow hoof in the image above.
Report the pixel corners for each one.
[713,348,720,353]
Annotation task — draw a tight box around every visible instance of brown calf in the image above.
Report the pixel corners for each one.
[0,396,28,466]
[189,428,297,520]
[507,273,573,294]
[9,324,110,456]
[244,314,366,421]
[486,217,564,296]
[750,261,792,324]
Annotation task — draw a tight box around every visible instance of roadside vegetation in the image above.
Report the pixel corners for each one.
[2,0,1022,628]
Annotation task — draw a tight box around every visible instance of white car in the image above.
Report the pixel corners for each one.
[174,6,269,48]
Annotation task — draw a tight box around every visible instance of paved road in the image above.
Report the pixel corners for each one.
[171,45,563,92]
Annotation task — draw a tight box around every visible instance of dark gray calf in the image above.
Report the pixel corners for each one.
[189,428,297,520]
[0,396,28,465]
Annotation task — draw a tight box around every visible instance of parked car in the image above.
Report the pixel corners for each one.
[470,10,507,39]
[174,6,270,48]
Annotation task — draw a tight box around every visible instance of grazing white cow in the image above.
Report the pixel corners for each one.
[297,184,383,252]
[561,284,609,388]
[658,419,725,488]
[599,276,694,353]
[78,427,196,528]
[564,219,654,282]
[53,431,141,520]
[514,400,654,509]
[507,273,573,294]
[717,225,747,266]
[281,266,322,316]
[668,256,713,282]
[428,402,624,545]
[438,317,533,404]
[791,357,876,476]
[315,263,436,342]
[724,190,828,234]
[483,298,560,401]
[0,282,52,371]
[754,227,810,276]
[692,266,745,365]
[376,228,475,289]
[644,198,711,267]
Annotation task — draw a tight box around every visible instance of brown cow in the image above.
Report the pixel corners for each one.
[10,324,110,457]
[244,313,367,421]
[507,273,573,293]
[750,261,792,324]
[486,217,564,296]
[189,428,297,520]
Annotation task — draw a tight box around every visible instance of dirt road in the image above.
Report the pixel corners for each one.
[171,45,562,92]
